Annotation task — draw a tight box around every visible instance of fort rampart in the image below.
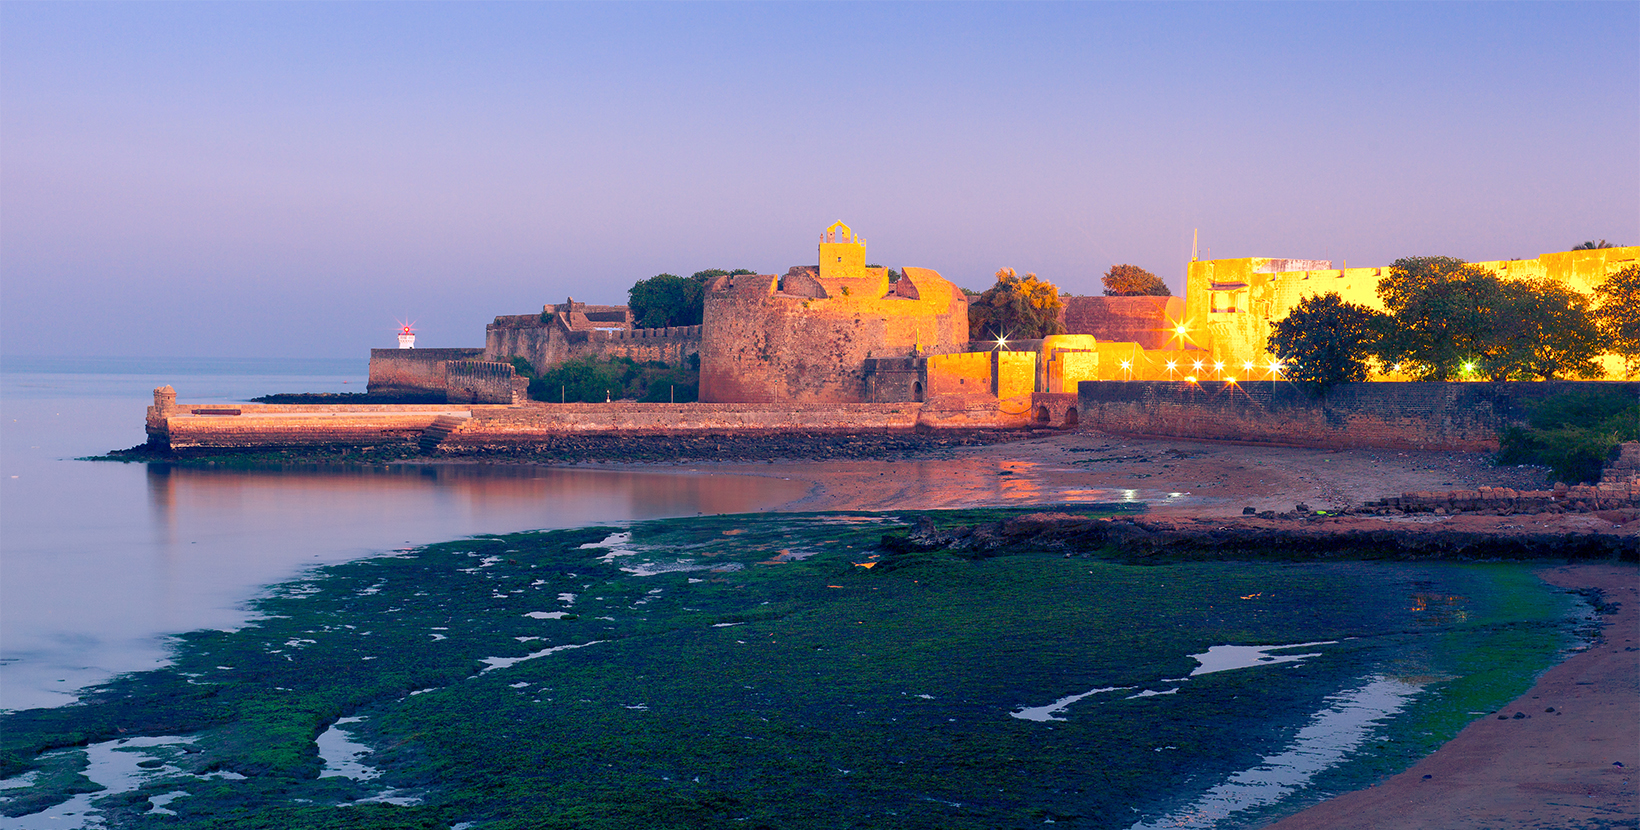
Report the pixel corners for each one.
[1077,380,1640,452]
[699,265,968,404]
[485,314,701,373]
[446,359,529,405]
[367,348,485,394]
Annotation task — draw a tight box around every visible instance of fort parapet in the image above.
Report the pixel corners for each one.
[485,299,702,372]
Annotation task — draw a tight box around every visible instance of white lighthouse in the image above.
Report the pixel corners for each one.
[397,324,416,349]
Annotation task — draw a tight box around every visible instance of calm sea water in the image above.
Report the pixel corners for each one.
[0,357,805,711]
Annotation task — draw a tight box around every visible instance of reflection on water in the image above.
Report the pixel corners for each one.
[143,462,801,545]
[4,455,804,713]
[1127,676,1423,829]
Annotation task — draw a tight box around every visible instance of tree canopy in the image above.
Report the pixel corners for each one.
[628,274,704,329]
[968,268,1065,341]
[1101,264,1170,297]
[1375,256,1603,381]
[628,269,757,329]
[1594,264,1640,379]
[1489,279,1603,381]
[1572,240,1617,250]
[1267,293,1383,395]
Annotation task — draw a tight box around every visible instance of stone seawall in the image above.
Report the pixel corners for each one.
[443,402,1006,446]
[145,388,1032,451]
[1076,380,1640,452]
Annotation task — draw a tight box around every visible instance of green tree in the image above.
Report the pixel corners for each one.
[1572,240,1617,250]
[1594,265,1640,379]
[628,274,705,328]
[1375,257,1504,380]
[1377,257,1606,381]
[1267,293,1384,395]
[1489,279,1603,380]
[968,268,1065,341]
[1101,264,1171,296]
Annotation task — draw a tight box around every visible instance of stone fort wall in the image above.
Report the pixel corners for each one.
[485,314,701,374]
[1077,379,1640,452]
[700,265,969,403]
[367,348,485,394]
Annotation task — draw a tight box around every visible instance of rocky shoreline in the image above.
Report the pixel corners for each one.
[886,511,1640,562]
[101,428,1042,465]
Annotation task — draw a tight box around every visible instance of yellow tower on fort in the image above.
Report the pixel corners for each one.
[819,221,870,280]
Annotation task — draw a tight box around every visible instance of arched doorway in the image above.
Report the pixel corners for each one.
[1035,405,1051,423]
[1063,407,1079,427]
[912,381,924,402]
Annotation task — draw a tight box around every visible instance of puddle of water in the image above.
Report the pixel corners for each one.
[1188,642,1336,676]
[1011,687,1132,722]
[480,640,604,673]
[149,789,190,815]
[581,532,635,558]
[0,771,38,790]
[317,716,380,780]
[1,735,212,829]
[1013,640,1339,722]
[313,719,426,806]
[1126,676,1423,829]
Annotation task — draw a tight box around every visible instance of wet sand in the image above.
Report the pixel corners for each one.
[707,429,1577,518]
[1266,564,1638,830]
[689,429,1638,828]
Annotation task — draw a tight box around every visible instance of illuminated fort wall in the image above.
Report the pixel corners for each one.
[698,222,970,404]
[1184,246,1640,376]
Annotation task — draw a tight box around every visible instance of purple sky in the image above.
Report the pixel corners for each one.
[3,2,1636,359]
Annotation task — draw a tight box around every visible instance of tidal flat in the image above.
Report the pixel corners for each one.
[0,508,1581,829]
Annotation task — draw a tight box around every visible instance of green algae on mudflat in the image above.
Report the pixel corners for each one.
[0,510,1578,829]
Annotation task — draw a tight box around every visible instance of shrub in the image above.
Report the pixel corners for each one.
[1497,389,1640,484]
[526,356,699,403]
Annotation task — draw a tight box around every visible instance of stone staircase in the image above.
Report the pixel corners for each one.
[419,414,469,453]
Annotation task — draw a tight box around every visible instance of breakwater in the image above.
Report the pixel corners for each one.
[143,386,1034,451]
